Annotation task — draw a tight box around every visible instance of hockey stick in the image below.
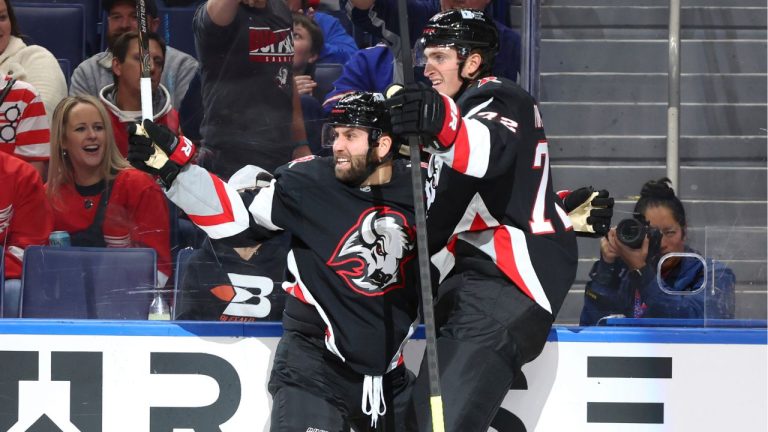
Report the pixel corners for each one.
[135,0,170,168]
[136,0,153,122]
[391,2,445,431]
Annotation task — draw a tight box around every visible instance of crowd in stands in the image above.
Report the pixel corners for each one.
[0,0,735,325]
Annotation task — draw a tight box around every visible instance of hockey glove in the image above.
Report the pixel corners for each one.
[385,82,462,151]
[128,119,195,189]
[563,187,614,237]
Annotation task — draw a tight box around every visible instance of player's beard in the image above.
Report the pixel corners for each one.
[334,150,377,186]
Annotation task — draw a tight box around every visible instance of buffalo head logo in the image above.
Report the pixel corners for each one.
[327,207,415,296]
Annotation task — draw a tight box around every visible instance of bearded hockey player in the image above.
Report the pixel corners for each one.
[386,9,582,432]
[128,92,420,431]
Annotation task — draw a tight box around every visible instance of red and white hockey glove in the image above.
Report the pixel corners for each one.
[385,83,463,151]
[128,119,195,189]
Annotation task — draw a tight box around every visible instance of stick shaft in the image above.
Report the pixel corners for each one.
[136,0,153,121]
[394,1,445,431]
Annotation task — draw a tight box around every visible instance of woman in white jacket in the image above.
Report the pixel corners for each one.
[0,0,67,122]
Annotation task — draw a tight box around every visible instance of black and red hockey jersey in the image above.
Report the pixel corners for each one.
[166,158,420,376]
[426,76,578,317]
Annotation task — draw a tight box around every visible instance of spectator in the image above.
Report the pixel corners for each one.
[0,151,52,316]
[322,43,394,113]
[193,0,310,179]
[286,0,358,64]
[46,95,172,286]
[323,0,520,111]
[70,0,198,112]
[99,31,182,158]
[0,0,67,123]
[580,178,736,325]
[176,237,289,321]
[293,12,326,153]
[0,74,50,178]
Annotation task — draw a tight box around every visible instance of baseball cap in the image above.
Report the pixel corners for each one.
[102,0,159,18]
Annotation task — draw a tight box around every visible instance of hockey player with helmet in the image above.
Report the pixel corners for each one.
[128,92,420,431]
[386,9,597,432]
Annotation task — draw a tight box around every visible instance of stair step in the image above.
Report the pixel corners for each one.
[539,102,766,136]
[540,39,767,74]
[573,259,767,285]
[529,27,768,40]
[556,288,767,325]
[529,0,768,7]
[509,6,766,31]
[575,224,768,262]
[540,73,767,104]
[549,136,767,165]
[550,165,767,200]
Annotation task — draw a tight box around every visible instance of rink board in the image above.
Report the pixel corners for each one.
[0,320,765,432]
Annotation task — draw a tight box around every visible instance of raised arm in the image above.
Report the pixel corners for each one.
[206,0,246,27]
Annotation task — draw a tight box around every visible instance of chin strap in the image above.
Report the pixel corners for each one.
[361,375,386,427]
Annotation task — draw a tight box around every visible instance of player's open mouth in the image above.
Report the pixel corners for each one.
[83,145,100,153]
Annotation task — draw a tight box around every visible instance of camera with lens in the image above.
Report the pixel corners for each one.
[616,214,662,254]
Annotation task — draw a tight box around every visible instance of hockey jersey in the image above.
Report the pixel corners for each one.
[426,77,578,317]
[47,169,172,286]
[0,152,52,279]
[0,76,50,162]
[167,158,420,376]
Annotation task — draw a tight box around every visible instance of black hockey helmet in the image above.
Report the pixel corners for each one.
[322,92,393,151]
[415,9,499,79]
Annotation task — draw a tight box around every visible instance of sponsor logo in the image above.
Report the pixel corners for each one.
[0,351,241,431]
[214,273,277,321]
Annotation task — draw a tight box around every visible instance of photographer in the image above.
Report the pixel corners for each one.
[580,178,735,325]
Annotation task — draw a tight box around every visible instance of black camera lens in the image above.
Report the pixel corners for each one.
[616,218,647,249]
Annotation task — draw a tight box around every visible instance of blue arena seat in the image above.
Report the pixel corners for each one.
[14,0,101,57]
[19,246,158,319]
[313,63,343,103]
[57,58,72,87]
[0,247,21,318]
[158,6,198,59]
[172,247,194,319]
[13,3,87,69]
[0,248,5,316]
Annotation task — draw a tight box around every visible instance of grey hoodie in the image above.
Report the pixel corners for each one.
[99,83,173,123]
[69,46,198,110]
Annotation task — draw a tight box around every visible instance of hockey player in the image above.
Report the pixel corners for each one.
[127,92,420,431]
[386,9,581,431]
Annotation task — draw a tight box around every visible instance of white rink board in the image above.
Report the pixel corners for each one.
[0,321,765,432]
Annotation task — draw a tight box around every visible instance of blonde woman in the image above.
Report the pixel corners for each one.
[46,95,171,286]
